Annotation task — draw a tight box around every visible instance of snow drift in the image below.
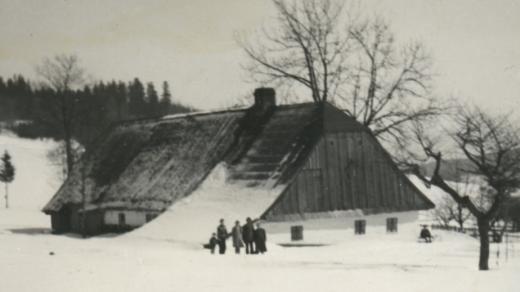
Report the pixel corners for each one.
[129,162,284,245]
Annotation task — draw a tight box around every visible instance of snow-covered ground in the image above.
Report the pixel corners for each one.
[0,132,61,209]
[0,133,519,292]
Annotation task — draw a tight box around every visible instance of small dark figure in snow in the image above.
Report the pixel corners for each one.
[242,217,255,254]
[254,222,267,254]
[207,233,219,254]
[231,220,244,254]
[217,219,228,254]
[420,225,432,243]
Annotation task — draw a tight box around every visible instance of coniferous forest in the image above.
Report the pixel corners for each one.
[0,75,193,149]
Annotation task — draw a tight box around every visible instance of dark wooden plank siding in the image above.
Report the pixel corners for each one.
[264,119,432,219]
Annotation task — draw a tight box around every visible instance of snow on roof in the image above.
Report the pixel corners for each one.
[408,175,483,206]
[128,162,285,244]
[43,103,322,213]
[161,107,248,120]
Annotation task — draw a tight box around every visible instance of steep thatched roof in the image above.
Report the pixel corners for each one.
[43,103,322,213]
[43,101,434,217]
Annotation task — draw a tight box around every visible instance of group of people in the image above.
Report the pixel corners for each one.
[207,217,267,255]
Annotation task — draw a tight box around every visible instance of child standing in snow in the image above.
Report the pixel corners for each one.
[231,220,244,254]
[207,233,219,254]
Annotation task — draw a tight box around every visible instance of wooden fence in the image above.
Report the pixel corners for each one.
[430,224,519,243]
[431,224,519,265]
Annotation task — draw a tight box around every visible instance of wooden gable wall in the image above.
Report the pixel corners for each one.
[263,105,433,220]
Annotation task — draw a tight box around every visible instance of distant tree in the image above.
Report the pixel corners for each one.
[160,81,173,115]
[128,78,146,117]
[0,77,9,120]
[410,106,520,270]
[501,197,520,231]
[35,54,86,176]
[11,75,34,120]
[0,151,15,209]
[146,82,159,116]
[432,196,455,227]
[0,75,35,122]
[432,196,472,230]
[115,81,129,120]
[442,171,475,230]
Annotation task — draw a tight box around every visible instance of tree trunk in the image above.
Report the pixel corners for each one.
[457,206,464,231]
[477,218,490,270]
[80,165,87,238]
[64,135,74,177]
[4,183,8,209]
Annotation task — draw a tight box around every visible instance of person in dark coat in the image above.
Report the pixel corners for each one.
[216,219,228,254]
[242,217,255,254]
[207,233,219,254]
[420,225,432,243]
[231,220,244,254]
[253,222,267,254]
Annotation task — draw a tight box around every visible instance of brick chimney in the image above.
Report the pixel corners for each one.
[253,87,276,110]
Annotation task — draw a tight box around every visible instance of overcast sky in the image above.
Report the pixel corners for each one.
[1,0,519,111]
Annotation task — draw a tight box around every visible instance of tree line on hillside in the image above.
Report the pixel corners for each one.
[1,54,194,182]
[0,75,193,144]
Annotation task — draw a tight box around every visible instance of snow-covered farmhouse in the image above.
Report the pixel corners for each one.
[43,88,434,236]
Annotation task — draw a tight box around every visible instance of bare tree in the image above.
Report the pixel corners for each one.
[36,54,86,176]
[345,17,440,144]
[432,196,456,227]
[410,106,520,270]
[240,0,349,103]
[432,196,473,230]
[46,140,84,183]
[240,0,443,145]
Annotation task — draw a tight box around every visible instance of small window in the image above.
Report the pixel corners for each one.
[118,213,126,226]
[386,217,398,233]
[291,225,304,241]
[354,219,366,235]
[145,213,154,222]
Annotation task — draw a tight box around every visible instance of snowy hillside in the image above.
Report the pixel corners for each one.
[0,132,60,210]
